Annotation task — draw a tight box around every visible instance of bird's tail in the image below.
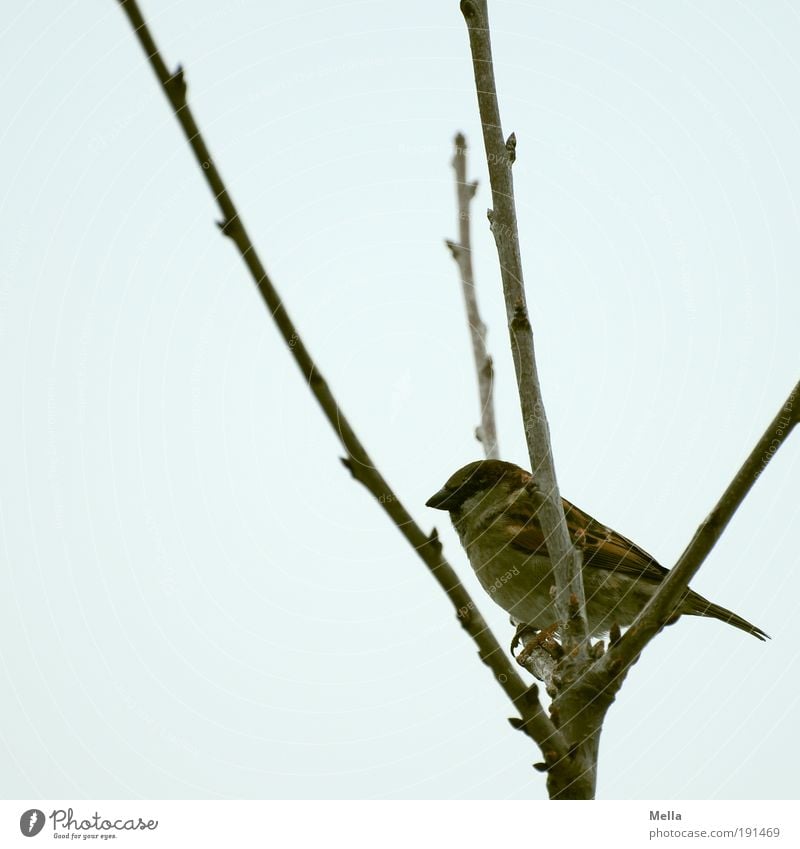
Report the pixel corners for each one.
[684,592,769,641]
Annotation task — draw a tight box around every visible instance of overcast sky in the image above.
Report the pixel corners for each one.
[1,0,798,800]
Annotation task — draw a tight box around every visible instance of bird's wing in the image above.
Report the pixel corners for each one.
[506,496,668,584]
[563,498,668,583]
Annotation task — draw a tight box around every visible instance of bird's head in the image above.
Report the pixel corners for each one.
[425,459,531,518]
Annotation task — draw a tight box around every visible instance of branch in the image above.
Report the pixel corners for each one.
[115,0,566,767]
[458,0,796,800]
[550,379,799,798]
[516,552,607,799]
[445,133,499,459]
[459,0,587,644]
[598,378,799,675]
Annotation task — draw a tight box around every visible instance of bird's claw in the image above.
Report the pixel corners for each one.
[512,622,563,663]
[510,622,537,656]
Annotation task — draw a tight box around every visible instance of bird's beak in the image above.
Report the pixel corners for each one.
[425,487,457,510]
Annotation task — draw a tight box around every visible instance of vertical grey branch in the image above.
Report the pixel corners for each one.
[459,0,596,798]
[459,0,586,641]
[456,0,795,801]
[445,132,499,459]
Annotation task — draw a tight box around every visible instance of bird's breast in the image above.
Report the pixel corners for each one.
[461,526,555,625]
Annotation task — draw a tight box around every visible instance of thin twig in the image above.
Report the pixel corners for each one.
[114,0,565,764]
[459,0,587,644]
[445,132,499,459]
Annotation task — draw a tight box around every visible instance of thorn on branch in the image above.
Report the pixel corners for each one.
[511,302,531,334]
[535,751,560,773]
[460,0,480,21]
[456,605,474,627]
[609,622,622,647]
[445,239,462,260]
[522,682,540,705]
[505,132,517,164]
[426,526,442,554]
[166,64,187,104]
[216,217,237,238]
[452,133,466,167]
[339,456,355,477]
[468,179,479,199]
[533,761,549,773]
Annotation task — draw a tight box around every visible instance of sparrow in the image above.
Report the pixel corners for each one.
[426,460,768,641]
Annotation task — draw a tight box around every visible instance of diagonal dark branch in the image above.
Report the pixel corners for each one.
[547,378,798,798]
[459,0,587,645]
[596,378,798,676]
[114,0,567,766]
[445,132,499,459]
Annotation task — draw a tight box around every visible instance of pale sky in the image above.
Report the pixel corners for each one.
[1,0,798,800]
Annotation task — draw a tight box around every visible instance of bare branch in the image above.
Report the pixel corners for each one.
[445,133,499,459]
[458,0,598,796]
[458,0,587,645]
[457,0,796,800]
[597,378,798,675]
[546,379,799,797]
[115,0,565,766]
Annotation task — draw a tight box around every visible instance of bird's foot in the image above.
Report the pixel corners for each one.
[512,622,563,663]
[510,622,536,656]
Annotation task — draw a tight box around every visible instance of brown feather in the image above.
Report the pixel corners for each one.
[507,496,669,584]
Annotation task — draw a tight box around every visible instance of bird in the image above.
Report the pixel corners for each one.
[426,459,768,641]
